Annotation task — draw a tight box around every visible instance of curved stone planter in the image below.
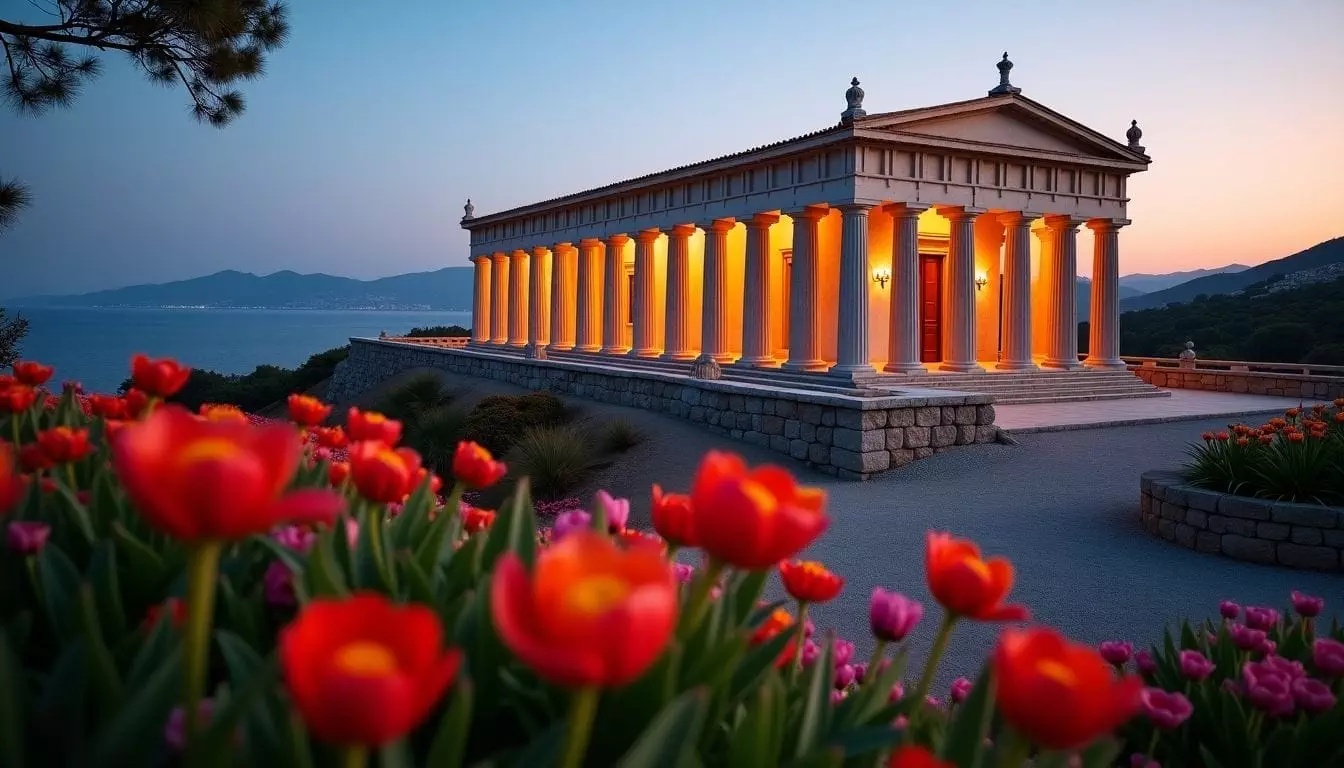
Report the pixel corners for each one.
[1139,471,1343,571]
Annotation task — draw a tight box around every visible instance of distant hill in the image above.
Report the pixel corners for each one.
[1119,264,1248,294]
[1120,237,1344,312]
[10,268,476,311]
[1075,279,1145,323]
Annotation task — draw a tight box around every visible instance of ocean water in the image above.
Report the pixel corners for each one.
[10,307,472,394]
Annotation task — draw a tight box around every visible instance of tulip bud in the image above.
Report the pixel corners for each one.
[1290,591,1324,619]
[1218,600,1240,620]
[5,521,50,555]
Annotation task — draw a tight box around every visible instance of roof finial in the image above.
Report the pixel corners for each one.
[840,76,866,125]
[1126,119,1146,153]
[988,51,1021,96]
[462,198,475,220]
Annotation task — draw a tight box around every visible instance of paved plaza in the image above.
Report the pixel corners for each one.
[994,389,1309,432]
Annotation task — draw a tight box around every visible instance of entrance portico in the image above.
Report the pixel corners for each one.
[461,55,1150,386]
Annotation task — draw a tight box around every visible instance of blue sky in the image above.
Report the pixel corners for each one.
[2,0,1341,298]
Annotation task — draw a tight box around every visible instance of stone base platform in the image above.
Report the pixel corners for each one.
[328,339,1001,479]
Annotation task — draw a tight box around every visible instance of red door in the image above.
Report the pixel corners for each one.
[919,255,942,363]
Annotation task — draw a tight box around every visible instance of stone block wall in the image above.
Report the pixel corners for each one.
[1131,367,1344,401]
[1139,470,1343,571]
[329,339,999,480]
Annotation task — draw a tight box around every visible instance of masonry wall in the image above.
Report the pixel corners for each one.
[1131,367,1344,401]
[329,339,1000,480]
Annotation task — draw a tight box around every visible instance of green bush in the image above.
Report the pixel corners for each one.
[601,417,644,453]
[375,372,455,423]
[1183,403,1344,504]
[404,325,470,337]
[141,345,350,412]
[404,403,469,474]
[507,423,597,499]
[463,392,567,456]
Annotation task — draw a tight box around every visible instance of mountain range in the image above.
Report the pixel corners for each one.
[1118,265,1249,294]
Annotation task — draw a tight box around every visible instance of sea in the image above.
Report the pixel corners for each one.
[10,307,473,394]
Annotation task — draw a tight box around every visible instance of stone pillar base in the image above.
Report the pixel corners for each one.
[940,361,985,373]
[1040,358,1083,370]
[1083,357,1127,370]
[574,344,601,354]
[599,346,631,355]
[734,356,780,368]
[883,361,927,374]
[661,351,696,362]
[783,359,829,373]
[995,360,1038,371]
[507,341,527,348]
[548,343,575,352]
[629,349,661,359]
[828,364,879,382]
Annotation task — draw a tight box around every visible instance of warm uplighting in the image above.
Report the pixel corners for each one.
[974,272,989,291]
[872,268,890,289]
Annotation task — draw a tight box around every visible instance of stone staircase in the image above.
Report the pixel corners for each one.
[890,368,1170,405]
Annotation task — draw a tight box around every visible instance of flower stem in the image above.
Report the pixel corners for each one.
[25,558,43,613]
[363,503,396,591]
[1145,731,1159,761]
[558,686,601,768]
[10,416,20,446]
[792,602,811,672]
[911,612,957,717]
[65,464,78,494]
[182,541,222,744]
[866,639,888,683]
[995,728,1032,768]
[679,559,724,639]
[342,746,368,768]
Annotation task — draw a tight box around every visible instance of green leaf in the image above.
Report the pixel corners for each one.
[88,540,128,640]
[399,552,437,605]
[939,664,994,766]
[511,721,564,767]
[88,647,182,766]
[728,671,785,768]
[442,534,485,596]
[479,478,537,573]
[37,544,82,640]
[791,633,835,760]
[414,502,461,574]
[110,522,169,601]
[427,679,474,768]
[835,646,908,728]
[727,570,772,626]
[305,530,349,598]
[51,477,96,544]
[616,687,709,768]
[825,724,904,757]
[0,632,25,768]
[195,656,278,763]
[1200,744,1228,768]
[76,583,123,716]
[727,629,792,706]
[1079,738,1123,768]
[215,630,266,685]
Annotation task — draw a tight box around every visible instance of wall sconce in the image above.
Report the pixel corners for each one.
[974,272,989,291]
[872,268,891,289]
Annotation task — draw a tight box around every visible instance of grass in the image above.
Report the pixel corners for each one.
[600,418,644,454]
[375,372,456,423]
[404,404,469,474]
[506,423,597,500]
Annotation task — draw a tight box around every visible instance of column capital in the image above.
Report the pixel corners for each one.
[471,254,492,264]
[578,237,603,247]
[665,223,697,238]
[551,241,573,252]
[885,202,932,218]
[510,248,529,258]
[1086,217,1131,231]
[531,245,551,257]
[997,211,1043,226]
[935,205,988,221]
[696,218,736,233]
[635,228,661,243]
[606,233,630,246]
[835,202,874,214]
[1044,214,1088,230]
[746,211,780,228]
[783,205,828,220]
[490,251,508,261]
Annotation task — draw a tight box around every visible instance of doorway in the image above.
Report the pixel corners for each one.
[919,254,942,364]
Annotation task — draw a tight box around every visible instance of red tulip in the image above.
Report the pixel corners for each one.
[18,443,51,472]
[650,483,697,547]
[451,440,507,489]
[313,426,347,449]
[346,407,402,446]
[12,361,53,387]
[887,745,954,768]
[925,532,1029,622]
[37,426,92,464]
[688,451,827,569]
[144,597,188,631]
[347,441,422,504]
[288,394,332,427]
[111,405,344,542]
[0,443,23,515]
[86,394,127,419]
[130,354,191,398]
[779,560,844,603]
[491,530,678,687]
[0,385,38,414]
[994,627,1143,750]
[122,388,151,418]
[198,403,249,423]
[462,504,496,534]
[280,593,462,747]
[328,460,350,487]
[750,607,798,669]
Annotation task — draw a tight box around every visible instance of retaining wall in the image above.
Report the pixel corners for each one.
[1130,367,1344,401]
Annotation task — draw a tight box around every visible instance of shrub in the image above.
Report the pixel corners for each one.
[462,391,567,456]
[374,371,455,423]
[404,403,468,474]
[1183,402,1344,504]
[601,417,644,453]
[130,344,350,412]
[404,325,470,338]
[507,423,597,499]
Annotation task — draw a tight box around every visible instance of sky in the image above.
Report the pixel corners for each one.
[1,0,1342,299]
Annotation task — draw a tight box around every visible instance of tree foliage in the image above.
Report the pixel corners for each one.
[0,307,29,367]
[0,176,31,232]
[1,0,289,125]
[119,344,348,412]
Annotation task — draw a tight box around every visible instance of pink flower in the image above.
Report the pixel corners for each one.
[551,509,591,540]
[1218,600,1240,620]
[164,700,216,752]
[272,525,316,554]
[804,617,815,638]
[1290,677,1337,714]
[1290,591,1324,618]
[834,664,856,690]
[868,588,923,642]
[593,490,629,533]
[6,521,50,555]
[1244,606,1280,632]
[892,714,909,729]
[1230,623,1267,652]
[672,563,695,583]
[313,446,332,462]
[950,676,972,704]
[344,516,359,549]
[830,690,846,705]
[1243,659,1296,717]
[888,681,905,703]
[1100,641,1134,666]
[853,662,867,682]
[1313,638,1344,677]
[832,638,855,667]
[1260,655,1305,680]
[924,695,941,709]
[1141,687,1193,729]
[1179,650,1215,681]
[801,640,820,666]
[1130,754,1161,768]
[1135,648,1157,676]
[263,560,298,607]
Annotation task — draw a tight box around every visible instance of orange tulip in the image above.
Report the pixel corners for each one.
[111,405,344,541]
[888,745,954,768]
[130,354,191,398]
[451,440,507,489]
[925,532,1029,622]
[0,385,37,414]
[346,407,402,446]
[280,593,462,747]
[36,426,92,464]
[650,483,697,547]
[462,504,496,534]
[618,528,667,554]
[993,627,1143,750]
[689,451,827,570]
[288,394,332,427]
[198,403,248,423]
[347,441,422,504]
[779,560,844,604]
[491,530,678,687]
[313,426,348,449]
[750,607,797,669]
[328,460,351,487]
[0,443,23,515]
[12,361,54,387]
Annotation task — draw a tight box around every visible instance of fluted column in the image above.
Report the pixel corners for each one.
[698,219,735,363]
[490,252,509,344]
[1042,215,1085,369]
[885,203,930,373]
[471,255,492,345]
[831,203,876,378]
[1085,218,1128,369]
[661,224,696,361]
[631,229,661,357]
[601,234,631,354]
[997,212,1038,370]
[783,206,827,371]
[738,212,780,366]
[507,250,529,347]
[548,242,576,351]
[575,239,603,353]
[528,246,552,348]
[937,206,985,372]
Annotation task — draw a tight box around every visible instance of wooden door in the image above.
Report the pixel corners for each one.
[919,255,942,363]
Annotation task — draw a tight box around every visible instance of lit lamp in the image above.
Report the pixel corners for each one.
[974,272,989,291]
[872,268,891,289]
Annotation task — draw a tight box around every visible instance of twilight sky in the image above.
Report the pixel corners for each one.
[2,0,1341,299]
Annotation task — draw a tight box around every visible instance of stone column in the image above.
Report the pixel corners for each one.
[490,252,509,344]
[528,246,552,348]
[661,224,696,361]
[1085,218,1128,369]
[470,255,491,345]
[1042,215,1085,369]
[937,206,986,372]
[631,229,661,357]
[783,206,827,371]
[507,250,529,347]
[548,243,576,351]
[997,212,1038,370]
[601,234,631,354]
[831,203,876,379]
[575,239,603,353]
[885,203,930,373]
[698,219,735,363]
[738,212,780,366]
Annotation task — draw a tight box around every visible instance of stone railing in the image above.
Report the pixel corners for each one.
[382,335,470,348]
[1124,357,1344,400]
[1139,470,1342,571]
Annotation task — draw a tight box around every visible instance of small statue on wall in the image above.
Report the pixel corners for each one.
[1178,340,1197,367]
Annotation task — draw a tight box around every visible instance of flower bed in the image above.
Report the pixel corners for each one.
[2,357,1343,767]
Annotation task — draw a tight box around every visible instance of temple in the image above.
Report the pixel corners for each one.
[460,55,1151,392]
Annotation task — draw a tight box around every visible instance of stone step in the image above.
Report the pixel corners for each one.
[917,383,1162,396]
[992,390,1172,405]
